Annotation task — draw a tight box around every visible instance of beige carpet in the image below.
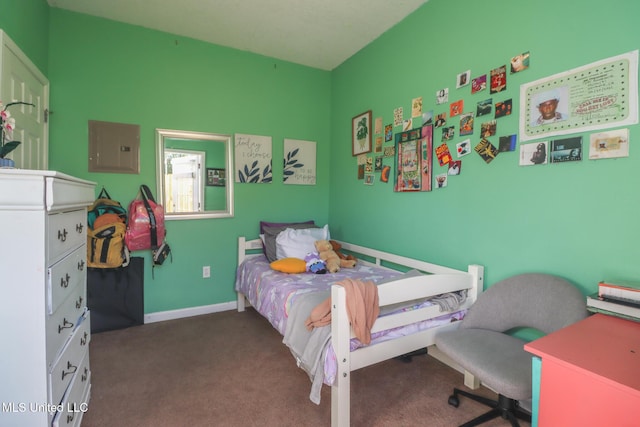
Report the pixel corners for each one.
[81,309,529,427]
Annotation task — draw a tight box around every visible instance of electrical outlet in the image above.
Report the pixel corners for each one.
[202,266,211,278]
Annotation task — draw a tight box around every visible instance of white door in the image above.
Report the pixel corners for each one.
[0,30,49,170]
[164,149,206,213]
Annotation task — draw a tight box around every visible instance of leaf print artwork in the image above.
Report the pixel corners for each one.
[283,148,304,182]
[234,134,272,183]
[283,139,316,185]
[238,159,273,183]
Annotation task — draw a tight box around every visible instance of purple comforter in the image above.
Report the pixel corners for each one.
[235,254,400,335]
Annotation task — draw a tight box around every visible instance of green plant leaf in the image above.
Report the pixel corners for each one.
[0,140,20,158]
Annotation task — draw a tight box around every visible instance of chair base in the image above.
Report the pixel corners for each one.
[448,388,531,427]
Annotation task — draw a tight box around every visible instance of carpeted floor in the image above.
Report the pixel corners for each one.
[81,309,529,427]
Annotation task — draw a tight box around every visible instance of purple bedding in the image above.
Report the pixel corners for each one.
[235,254,401,336]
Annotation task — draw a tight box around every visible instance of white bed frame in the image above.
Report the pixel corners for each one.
[236,237,484,427]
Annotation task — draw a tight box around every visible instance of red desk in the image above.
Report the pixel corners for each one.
[525,313,640,427]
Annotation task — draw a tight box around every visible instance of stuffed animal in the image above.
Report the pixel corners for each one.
[330,240,357,265]
[304,252,327,274]
[314,240,341,273]
[314,240,356,273]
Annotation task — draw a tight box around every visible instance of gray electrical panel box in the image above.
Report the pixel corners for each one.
[88,120,140,174]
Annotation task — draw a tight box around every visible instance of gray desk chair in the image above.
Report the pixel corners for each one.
[434,273,588,427]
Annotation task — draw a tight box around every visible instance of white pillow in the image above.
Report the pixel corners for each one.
[275,224,330,260]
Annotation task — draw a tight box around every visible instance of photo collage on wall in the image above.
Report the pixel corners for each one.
[353,49,637,188]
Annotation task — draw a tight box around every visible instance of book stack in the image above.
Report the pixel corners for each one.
[586,280,640,321]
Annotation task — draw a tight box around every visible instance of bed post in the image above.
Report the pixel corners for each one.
[464,264,484,389]
[331,285,350,427]
[467,264,484,303]
[237,237,246,312]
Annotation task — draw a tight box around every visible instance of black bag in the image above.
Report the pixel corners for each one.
[153,242,172,266]
[87,257,144,333]
[152,241,172,278]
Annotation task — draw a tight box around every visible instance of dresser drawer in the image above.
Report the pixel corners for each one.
[47,284,86,365]
[50,312,90,407]
[48,210,87,264]
[51,349,91,427]
[48,246,87,315]
[46,176,96,212]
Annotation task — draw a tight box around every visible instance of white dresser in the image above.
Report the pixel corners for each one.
[0,169,95,427]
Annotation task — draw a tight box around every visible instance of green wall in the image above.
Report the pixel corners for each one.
[0,0,49,74]
[330,0,640,294]
[44,9,331,313]
[4,0,640,314]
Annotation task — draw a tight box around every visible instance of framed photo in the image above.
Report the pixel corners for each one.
[519,50,638,142]
[352,110,372,156]
[394,124,433,192]
[206,168,226,186]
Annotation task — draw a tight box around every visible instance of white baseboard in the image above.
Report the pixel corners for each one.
[144,301,237,324]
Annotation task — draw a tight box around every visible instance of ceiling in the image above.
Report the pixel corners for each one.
[47,0,428,71]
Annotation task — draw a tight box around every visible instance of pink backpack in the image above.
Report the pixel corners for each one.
[125,185,166,251]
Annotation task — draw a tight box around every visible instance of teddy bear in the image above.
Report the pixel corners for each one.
[330,240,357,265]
[314,240,356,273]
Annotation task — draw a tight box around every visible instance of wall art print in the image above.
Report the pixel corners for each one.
[234,133,272,183]
[588,128,629,160]
[283,138,316,185]
[352,110,372,156]
[519,50,639,142]
[394,124,432,192]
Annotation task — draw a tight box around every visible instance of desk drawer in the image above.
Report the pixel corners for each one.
[48,246,87,315]
[47,210,86,264]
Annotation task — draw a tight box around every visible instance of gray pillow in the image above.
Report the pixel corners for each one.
[263,223,318,263]
[260,220,314,235]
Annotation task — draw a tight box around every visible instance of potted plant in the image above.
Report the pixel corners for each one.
[1,101,35,168]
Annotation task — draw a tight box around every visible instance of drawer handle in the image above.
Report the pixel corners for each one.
[60,273,70,288]
[76,223,84,233]
[62,361,77,380]
[81,366,88,382]
[75,296,83,309]
[58,228,68,242]
[77,259,85,271]
[80,331,88,346]
[58,318,74,333]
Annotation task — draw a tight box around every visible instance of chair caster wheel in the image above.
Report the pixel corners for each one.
[448,395,459,408]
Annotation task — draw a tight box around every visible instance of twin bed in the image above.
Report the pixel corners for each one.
[235,236,484,427]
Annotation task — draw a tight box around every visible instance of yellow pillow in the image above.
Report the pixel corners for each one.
[270,257,307,274]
